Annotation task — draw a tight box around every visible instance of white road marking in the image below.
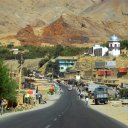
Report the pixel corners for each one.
[53,118,57,121]
[44,124,51,128]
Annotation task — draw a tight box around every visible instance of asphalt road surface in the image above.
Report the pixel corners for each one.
[0,86,127,128]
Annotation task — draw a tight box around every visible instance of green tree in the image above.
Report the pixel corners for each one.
[46,61,59,77]
[0,60,18,101]
[54,45,64,57]
[119,88,128,98]
[7,42,14,49]
[39,58,49,68]
[22,67,32,76]
[120,40,128,49]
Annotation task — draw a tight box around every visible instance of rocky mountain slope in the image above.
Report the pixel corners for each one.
[0,0,128,46]
[15,14,128,46]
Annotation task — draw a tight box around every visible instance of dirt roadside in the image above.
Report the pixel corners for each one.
[88,99,128,126]
[0,94,61,119]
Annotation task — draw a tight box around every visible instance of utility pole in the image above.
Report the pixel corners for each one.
[18,52,25,90]
[91,56,93,81]
[91,61,93,80]
[52,67,54,83]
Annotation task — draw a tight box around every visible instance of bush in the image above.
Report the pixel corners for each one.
[119,88,128,98]
[0,45,88,60]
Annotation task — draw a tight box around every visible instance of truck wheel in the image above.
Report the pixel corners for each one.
[104,101,108,104]
[95,100,98,105]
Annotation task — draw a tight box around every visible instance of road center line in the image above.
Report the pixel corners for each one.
[44,124,51,128]
[53,118,57,121]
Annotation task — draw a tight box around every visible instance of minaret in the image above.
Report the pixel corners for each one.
[108,35,120,56]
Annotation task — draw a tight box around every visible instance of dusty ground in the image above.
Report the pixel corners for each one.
[0,94,60,119]
[88,99,128,126]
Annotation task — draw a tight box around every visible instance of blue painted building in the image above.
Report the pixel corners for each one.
[55,56,78,76]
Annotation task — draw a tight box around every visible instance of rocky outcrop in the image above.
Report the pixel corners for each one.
[42,14,128,45]
[42,16,89,45]
[16,14,128,46]
[16,25,41,46]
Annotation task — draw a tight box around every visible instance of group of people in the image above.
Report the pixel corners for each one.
[77,88,89,106]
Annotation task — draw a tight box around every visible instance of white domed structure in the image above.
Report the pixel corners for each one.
[108,35,120,56]
[109,35,120,42]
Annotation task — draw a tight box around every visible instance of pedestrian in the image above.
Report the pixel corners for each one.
[59,88,63,95]
[76,89,81,98]
[1,98,6,115]
[38,94,42,104]
[85,96,89,106]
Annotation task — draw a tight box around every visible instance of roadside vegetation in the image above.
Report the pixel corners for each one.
[0,59,18,101]
[119,88,128,98]
[102,40,128,49]
[0,45,87,60]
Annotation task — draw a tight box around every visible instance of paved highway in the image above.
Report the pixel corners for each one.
[0,86,127,128]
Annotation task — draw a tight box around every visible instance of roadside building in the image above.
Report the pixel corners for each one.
[94,61,119,86]
[88,44,108,56]
[121,48,128,56]
[108,35,121,57]
[88,35,121,57]
[55,56,78,77]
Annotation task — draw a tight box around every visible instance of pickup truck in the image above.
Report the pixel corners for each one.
[121,97,128,105]
[93,86,109,105]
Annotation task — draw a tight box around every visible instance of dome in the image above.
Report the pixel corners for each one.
[109,35,120,42]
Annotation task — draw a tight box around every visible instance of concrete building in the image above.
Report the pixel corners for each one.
[55,56,78,76]
[108,35,121,57]
[88,44,108,56]
[88,35,121,57]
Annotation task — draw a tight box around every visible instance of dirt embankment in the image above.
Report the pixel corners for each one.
[89,100,128,126]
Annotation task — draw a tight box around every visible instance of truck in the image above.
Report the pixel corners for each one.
[93,86,109,105]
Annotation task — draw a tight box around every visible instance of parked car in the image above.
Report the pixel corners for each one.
[68,85,73,91]
[120,97,128,105]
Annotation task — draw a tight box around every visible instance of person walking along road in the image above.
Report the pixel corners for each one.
[85,96,89,106]
[0,98,7,115]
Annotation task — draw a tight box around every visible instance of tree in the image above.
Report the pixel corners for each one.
[22,67,32,76]
[0,60,18,101]
[54,45,64,57]
[119,88,128,98]
[7,42,14,49]
[39,58,49,68]
[46,61,59,78]
[120,40,128,49]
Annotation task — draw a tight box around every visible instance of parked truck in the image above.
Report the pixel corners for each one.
[93,86,109,105]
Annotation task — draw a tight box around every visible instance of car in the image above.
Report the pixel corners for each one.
[120,97,128,105]
[68,86,73,91]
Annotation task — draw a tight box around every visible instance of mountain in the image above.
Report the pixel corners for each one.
[81,0,128,21]
[0,0,93,35]
[0,0,128,46]
[16,14,128,46]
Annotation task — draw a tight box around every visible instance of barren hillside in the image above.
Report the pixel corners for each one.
[0,0,128,46]
[16,14,128,46]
